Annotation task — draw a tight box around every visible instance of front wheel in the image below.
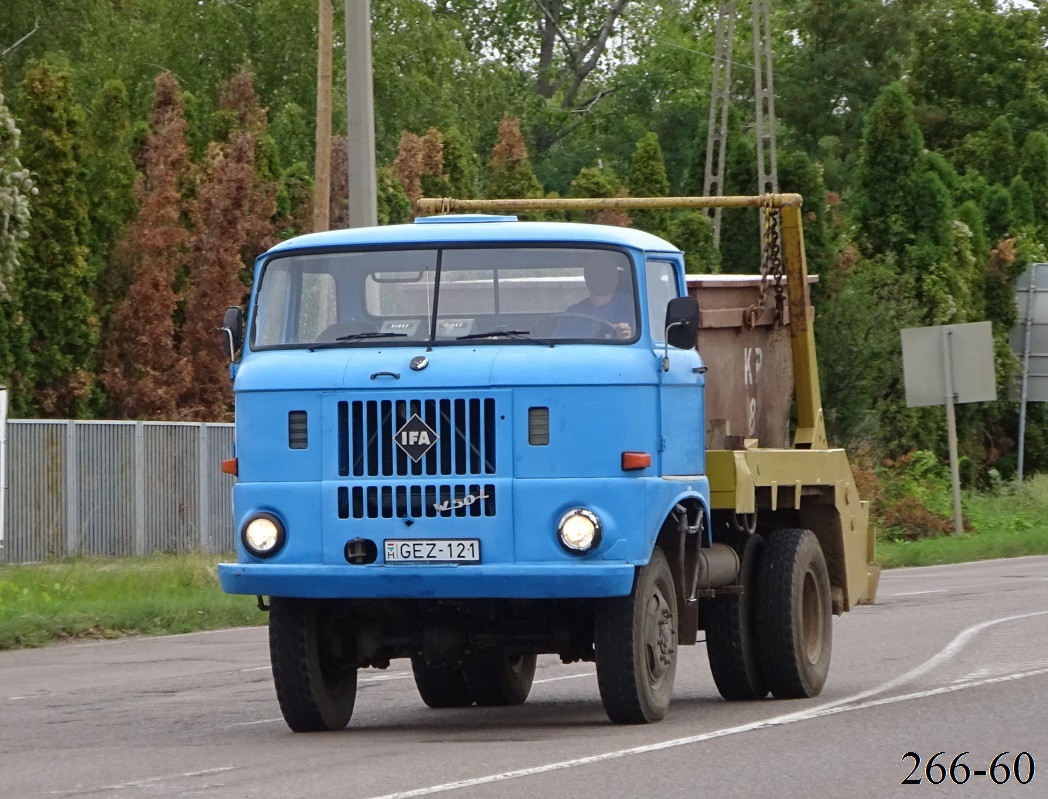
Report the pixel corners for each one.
[755,528,833,699]
[595,547,678,724]
[269,598,357,731]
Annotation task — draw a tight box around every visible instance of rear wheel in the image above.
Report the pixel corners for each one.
[595,547,678,724]
[411,657,474,708]
[269,598,357,731]
[755,528,832,699]
[463,653,537,706]
[705,533,768,700]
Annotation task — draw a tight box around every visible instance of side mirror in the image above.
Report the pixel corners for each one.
[665,296,699,350]
[220,306,244,360]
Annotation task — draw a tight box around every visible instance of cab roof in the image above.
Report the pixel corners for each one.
[265,215,681,256]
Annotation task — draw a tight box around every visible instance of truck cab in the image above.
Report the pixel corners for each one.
[219,199,868,731]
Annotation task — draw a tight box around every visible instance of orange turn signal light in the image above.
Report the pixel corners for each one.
[621,452,652,471]
[221,458,239,476]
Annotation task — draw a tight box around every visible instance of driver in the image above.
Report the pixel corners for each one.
[565,259,634,338]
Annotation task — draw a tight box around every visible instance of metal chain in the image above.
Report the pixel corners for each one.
[745,196,784,328]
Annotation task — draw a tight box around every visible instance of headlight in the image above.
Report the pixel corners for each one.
[242,513,286,557]
[557,508,602,553]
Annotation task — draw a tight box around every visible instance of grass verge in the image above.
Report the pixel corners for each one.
[875,474,1048,568]
[0,553,264,651]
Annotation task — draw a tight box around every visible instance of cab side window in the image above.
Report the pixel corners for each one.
[646,260,681,342]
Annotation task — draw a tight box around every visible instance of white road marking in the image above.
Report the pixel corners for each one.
[229,717,284,727]
[50,766,236,796]
[882,589,946,597]
[361,610,1048,799]
[533,673,592,684]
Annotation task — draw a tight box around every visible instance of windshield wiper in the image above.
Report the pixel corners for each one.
[456,329,552,346]
[336,331,407,341]
[307,331,407,351]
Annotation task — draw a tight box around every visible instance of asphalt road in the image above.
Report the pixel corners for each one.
[3,556,1048,798]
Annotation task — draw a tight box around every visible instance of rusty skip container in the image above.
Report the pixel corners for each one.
[688,274,818,451]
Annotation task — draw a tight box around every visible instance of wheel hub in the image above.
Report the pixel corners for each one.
[645,589,676,683]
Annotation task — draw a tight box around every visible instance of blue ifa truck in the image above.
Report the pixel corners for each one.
[217,194,879,731]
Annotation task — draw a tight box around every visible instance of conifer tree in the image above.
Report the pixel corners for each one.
[984,116,1016,188]
[487,115,543,200]
[83,80,138,328]
[569,166,631,227]
[17,61,96,417]
[377,166,412,225]
[0,87,33,301]
[180,69,277,420]
[0,84,35,410]
[627,132,669,237]
[101,72,193,420]
[1009,176,1036,231]
[442,127,479,200]
[392,128,449,212]
[854,83,927,257]
[1018,131,1048,232]
[667,211,719,274]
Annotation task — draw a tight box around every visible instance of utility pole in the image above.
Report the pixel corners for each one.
[702,0,736,250]
[313,0,333,232]
[345,0,378,228]
[705,0,779,245]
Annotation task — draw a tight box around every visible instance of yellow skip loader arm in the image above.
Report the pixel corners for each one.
[417,193,880,609]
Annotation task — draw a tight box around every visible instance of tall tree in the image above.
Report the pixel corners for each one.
[445,0,635,154]
[83,80,138,324]
[486,114,544,200]
[627,132,669,236]
[17,61,96,417]
[908,0,1048,156]
[777,0,917,155]
[0,84,32,301]
[392,128,448,211]
[180,69,277,420]
[1019,131,1048,233]
[101,72,193,420]
[0,82,35,410]
[569,165,632,227]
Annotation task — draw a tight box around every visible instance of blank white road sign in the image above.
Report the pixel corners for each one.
[901,321,997,408]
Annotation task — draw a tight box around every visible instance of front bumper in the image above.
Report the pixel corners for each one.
[217,561,637,599]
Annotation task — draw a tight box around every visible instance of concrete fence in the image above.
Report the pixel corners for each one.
[0,396,235,564]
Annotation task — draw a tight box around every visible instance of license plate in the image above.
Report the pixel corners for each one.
[384,539,480,563]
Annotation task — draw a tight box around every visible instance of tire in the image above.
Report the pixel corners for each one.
[463,653,537,706]
[269,598,357,732]
[754,528,833,699]
[595,547,678,724]
[706,533,769,700]
[411,657,474,708]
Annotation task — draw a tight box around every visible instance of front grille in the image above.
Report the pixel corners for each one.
[338,483,496,520]
[338,398,497,478]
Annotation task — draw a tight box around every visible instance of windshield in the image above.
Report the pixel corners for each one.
[251,246,639,349]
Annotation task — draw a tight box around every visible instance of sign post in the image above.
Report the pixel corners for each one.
[1012,263,1048,483]
[902,322,997,535]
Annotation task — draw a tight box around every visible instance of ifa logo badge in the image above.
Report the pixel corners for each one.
[393,414,439,461]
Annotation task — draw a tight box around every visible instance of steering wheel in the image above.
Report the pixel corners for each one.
[549,312,621,339]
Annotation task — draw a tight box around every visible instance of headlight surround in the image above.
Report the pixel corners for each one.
[241,512,286,557]
[557,508,602,554]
